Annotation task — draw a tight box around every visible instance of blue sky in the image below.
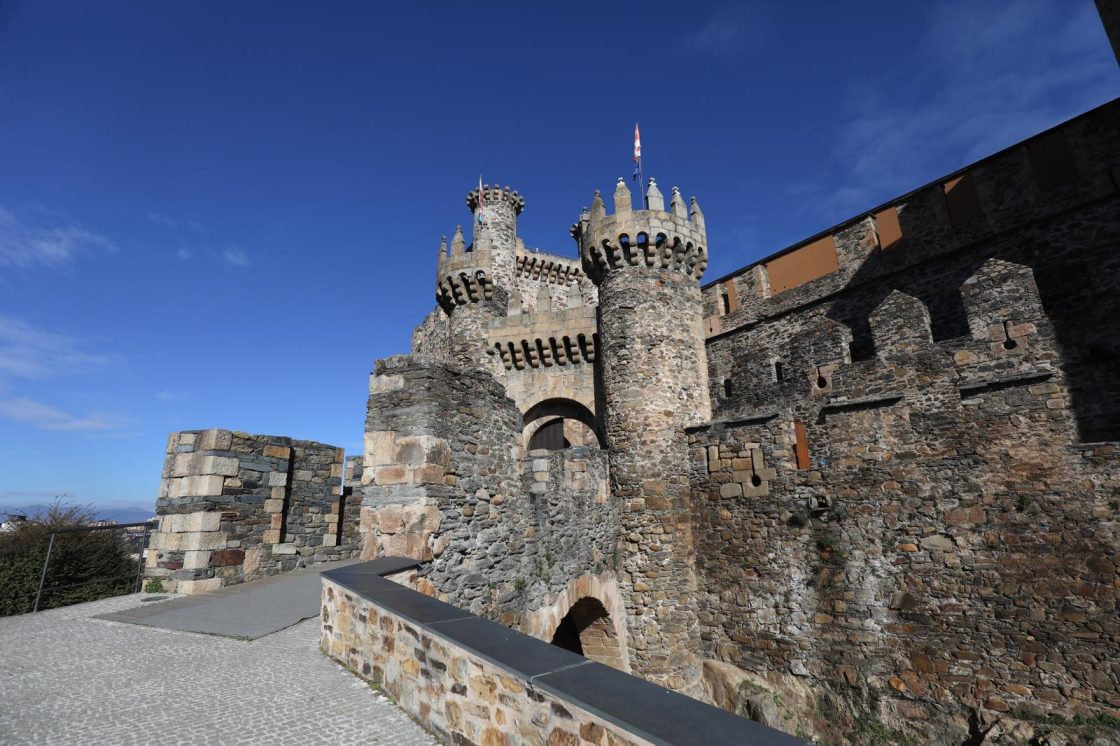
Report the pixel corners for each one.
[1,1,1117,517]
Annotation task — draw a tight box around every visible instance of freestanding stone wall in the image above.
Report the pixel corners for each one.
[147,428,356,593]
[575,178,712,693]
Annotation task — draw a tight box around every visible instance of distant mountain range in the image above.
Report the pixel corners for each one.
[0,503,157,525]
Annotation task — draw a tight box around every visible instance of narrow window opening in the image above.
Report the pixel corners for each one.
[722,378,733,398]
[1028,129,1077,191]
[874,207,903,250]
[720,289,731,315]
[943,173,984,227]
[774,361,785,382]
[794,421,810,470]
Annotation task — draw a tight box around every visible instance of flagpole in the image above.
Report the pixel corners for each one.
[640,157,645,207]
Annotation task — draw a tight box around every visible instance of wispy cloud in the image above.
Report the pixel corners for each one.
[687,3,768,55]
[0,206,116,268]
[222,248,250,267]
[0,397,130,432]
[0,318,131,434]
[175,248,192,260]
[148,211,207,234]
[822,0,1119,217]
[0,316,116,379]
[155,390,185,403]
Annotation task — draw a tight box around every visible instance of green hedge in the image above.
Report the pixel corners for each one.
[0,502,143,617]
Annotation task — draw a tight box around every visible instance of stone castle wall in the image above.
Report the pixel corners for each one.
[703,99,1120,441]
[147,428,357,593]
[360,355,621,638]
[688,99,1120,740]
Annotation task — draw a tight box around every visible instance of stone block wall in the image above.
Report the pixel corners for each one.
[687,256,1119,741]
[147,428,357,593]
[322,581,626,746]
[704,99,1120,443]
[362,355,624,646]
[320,570,793,746]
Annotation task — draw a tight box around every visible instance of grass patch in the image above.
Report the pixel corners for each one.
[1011,709,1120,732]
[850,714,918,746]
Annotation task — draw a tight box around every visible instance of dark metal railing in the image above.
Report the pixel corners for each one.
[30,521,157,613]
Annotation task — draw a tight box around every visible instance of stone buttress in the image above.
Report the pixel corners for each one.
[574,177,712,692]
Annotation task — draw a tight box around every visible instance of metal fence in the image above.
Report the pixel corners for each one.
[0,520,157,616]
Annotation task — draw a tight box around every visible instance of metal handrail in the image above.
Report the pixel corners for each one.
[32,521,157,612]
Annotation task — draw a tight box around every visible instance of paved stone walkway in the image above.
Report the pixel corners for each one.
[0,593,436,745]
[95,560,362,640]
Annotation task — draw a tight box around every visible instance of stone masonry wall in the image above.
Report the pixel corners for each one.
[688,259,1120,742]
[361,354,623,644]
[321,577,661,746]
[411,308,450,362]
[147,428,356,594]
[704,99,1120,442]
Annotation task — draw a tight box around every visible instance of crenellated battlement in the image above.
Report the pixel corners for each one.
[466,184,525,215]
[434,225,496,312]
[572,178,708,284]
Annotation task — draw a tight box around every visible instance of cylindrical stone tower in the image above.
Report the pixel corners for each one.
[434,185,524,374]
[467,184,523,291]
[574,177,711,693]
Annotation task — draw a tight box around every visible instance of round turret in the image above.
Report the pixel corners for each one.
[571,178,708,285]
[577,177,711,691]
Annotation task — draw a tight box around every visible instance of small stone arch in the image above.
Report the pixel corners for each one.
[549,596,626,670]
[522,398,603,449]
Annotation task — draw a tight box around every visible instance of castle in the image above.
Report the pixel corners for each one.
[144,24,1120,744]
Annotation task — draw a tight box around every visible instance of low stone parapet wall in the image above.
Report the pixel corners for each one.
[321,561,802,746]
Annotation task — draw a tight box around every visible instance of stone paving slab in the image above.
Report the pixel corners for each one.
[0,592,436,745]
[95,560,362,639]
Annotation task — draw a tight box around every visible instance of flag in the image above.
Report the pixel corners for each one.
[632,123,642,182]
[477,175,485,225]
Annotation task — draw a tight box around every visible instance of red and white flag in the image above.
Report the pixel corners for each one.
[632,123,642,182]
[477,175,485,225]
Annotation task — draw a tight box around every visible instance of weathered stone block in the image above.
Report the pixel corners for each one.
[375,466,408,485]
[200,455,239,476]
[182,550,212,570]
[264,445,291,459]
[210,549,245,567]
[175,577,222,595]
[196,428,232,451]
[181,531,227,551]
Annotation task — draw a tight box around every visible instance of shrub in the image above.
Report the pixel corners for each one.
[0,500,141,617]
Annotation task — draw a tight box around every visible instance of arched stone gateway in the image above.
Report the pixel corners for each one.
[549,596,626,670]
